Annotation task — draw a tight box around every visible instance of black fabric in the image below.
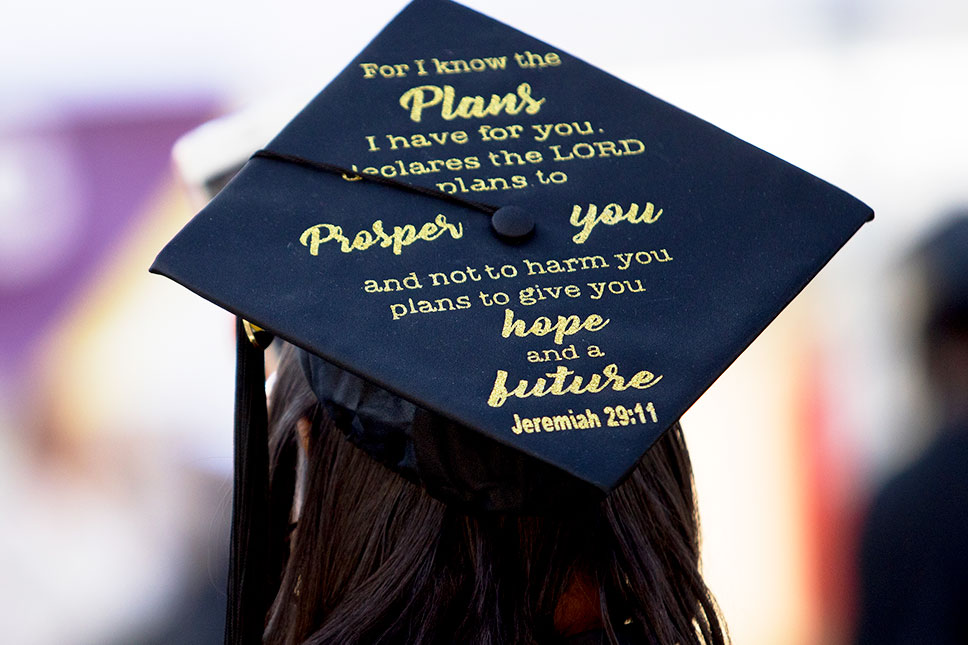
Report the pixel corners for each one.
[299,348,601,512]
[225,318,272,645]
[855,424,968,645]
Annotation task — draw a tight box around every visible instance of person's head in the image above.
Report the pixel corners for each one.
[262,343,726,645]
[914,213,968,424]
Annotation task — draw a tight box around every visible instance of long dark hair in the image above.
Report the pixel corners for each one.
[263,344,727,645]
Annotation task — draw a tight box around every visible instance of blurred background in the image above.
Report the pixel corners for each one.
[2,1,967,643]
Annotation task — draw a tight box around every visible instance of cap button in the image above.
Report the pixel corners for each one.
[490,206,535,243]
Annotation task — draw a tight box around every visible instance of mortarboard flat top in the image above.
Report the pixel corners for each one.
[152,0,872,496]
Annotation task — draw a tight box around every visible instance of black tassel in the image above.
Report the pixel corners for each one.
[225,317,272,645]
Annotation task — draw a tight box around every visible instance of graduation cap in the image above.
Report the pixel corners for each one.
[151,0,873,642]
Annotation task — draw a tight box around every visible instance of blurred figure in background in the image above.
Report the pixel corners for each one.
[855,213,968,644]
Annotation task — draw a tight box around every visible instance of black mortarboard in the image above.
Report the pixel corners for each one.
[151,0,872,642]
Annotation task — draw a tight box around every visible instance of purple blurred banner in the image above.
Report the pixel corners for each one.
[0,102,214,375]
